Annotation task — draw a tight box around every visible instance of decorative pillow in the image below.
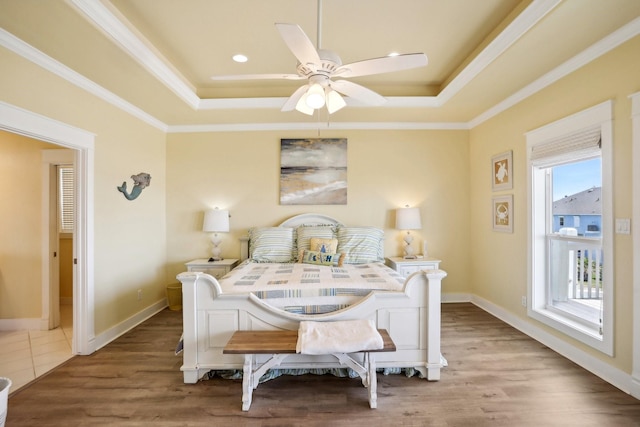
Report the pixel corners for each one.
[299,249,345,267]
[309,237,338,254]
[295,225,337,255]
[248,227,295,262]
[336,226,384,264]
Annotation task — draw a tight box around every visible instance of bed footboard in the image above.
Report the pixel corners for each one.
[177,268,447,383]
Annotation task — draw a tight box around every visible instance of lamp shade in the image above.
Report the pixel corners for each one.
[203,208,229,233]
[305,83,326,109]
[396,207,422,230]
[326,88,346,114]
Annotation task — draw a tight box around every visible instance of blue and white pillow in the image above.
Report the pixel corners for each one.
[249,227,295,262]
[336,226,384,264]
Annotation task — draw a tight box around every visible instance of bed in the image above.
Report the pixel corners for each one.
[176,213,447,384]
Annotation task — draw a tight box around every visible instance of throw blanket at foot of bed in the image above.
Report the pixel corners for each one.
[223,322,396,411]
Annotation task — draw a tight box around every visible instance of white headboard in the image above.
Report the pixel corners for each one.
[239,213,341,261]
[279,213,341,228]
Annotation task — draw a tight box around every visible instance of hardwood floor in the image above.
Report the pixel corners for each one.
[6,303,640,426]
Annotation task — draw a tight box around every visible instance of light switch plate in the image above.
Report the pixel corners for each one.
[615,218,631,234]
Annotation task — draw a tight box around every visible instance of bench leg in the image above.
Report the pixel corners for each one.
[367,353,378,409]
[241,353,290,411]
[332,352,378,409]
[242,355,253,411]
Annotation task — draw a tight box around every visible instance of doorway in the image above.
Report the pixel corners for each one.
[0,101,95,355]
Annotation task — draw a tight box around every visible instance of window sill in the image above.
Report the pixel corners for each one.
[529,306,612,356]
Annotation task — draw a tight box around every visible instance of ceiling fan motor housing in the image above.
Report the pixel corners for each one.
[296,49,342,80]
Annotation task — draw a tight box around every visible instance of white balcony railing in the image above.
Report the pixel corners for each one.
[549,235,603,303]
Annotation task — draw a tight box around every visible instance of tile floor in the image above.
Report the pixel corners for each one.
[0,305,73,393]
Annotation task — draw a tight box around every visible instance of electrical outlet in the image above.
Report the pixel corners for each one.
[521,296,527,307]
[137,289,142,301]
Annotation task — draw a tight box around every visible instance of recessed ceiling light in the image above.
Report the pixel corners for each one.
[232,54,248,63]
[388,52,400,57]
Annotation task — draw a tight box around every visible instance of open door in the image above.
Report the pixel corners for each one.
[42,150,74,330]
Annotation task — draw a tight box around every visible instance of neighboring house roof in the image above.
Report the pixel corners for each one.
[553,187,602,215]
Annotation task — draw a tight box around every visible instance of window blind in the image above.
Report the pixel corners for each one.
[59,165,74,233]
[529,126,601,168]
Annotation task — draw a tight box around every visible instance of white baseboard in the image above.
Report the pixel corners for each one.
[442,292,472,303]
[93,299,168,351]
[470,294,636,398]
[0,318,41,331]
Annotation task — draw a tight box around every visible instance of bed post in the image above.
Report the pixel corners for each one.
[177,272,201,383]
[240,236,249,261]
[425,269,447,380]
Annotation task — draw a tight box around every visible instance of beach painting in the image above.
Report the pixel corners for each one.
[280,138,347,205]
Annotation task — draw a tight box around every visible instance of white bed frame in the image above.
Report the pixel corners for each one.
[177,213,447,383]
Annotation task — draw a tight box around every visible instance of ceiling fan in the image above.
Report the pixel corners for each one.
[211,0,428,115]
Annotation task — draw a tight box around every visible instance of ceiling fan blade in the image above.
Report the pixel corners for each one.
[211,73,303,81]
[275,23,321,66]
[336,53,428,78]
[281,84,309,112]
[330,80,387,106]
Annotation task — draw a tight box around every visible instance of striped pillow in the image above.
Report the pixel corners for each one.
[336,226,384,264]
[249,227,295,262]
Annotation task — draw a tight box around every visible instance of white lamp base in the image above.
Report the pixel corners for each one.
[403,232,417,259]
[209,233,223,262]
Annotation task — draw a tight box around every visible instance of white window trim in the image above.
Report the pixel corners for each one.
[526,100,613,355]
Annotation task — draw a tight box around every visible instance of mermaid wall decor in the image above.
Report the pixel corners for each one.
[117,172,151,201]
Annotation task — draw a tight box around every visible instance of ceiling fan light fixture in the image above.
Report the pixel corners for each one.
[325,89,346,114]
[295,93,314,115]
[305,83,326,109]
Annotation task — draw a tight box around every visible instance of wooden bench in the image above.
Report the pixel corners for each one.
[223,329,396,411]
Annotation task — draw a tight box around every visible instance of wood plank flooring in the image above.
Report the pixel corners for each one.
[5,303,640,426]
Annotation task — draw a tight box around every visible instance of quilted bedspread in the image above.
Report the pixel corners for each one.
[217,261,405,314]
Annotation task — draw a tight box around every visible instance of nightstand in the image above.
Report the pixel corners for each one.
[385,256,441,278]
[185,258,239,279]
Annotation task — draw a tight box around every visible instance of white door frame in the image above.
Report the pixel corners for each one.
[631,91,640,399]
[0,101,95,355]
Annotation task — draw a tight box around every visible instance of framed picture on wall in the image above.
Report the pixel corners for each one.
[280,138,347,205]
[491,150,513,191]
[492,194,513,233]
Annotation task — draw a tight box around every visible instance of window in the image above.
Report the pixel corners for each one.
[526,101,613,355]
[58,165,74,234]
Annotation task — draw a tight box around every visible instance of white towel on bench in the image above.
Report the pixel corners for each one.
[296,319,384,355]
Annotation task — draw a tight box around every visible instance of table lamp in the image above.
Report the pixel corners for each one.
[396,206,422,259]
[203,208,230,261]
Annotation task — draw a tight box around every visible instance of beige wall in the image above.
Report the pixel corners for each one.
[166,130,471,295]
[469,35,640,373]
[0,132,58,318]
[0,46,168,335]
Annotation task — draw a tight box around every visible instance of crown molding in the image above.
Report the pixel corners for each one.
[69,0,200,109]
[0,28,168,132]
[2,5,638,133]
[438,0,561,105]
[469,16,640,128]
[71,0,560,112]
[167,121,470,134]
[197,95,441,110]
